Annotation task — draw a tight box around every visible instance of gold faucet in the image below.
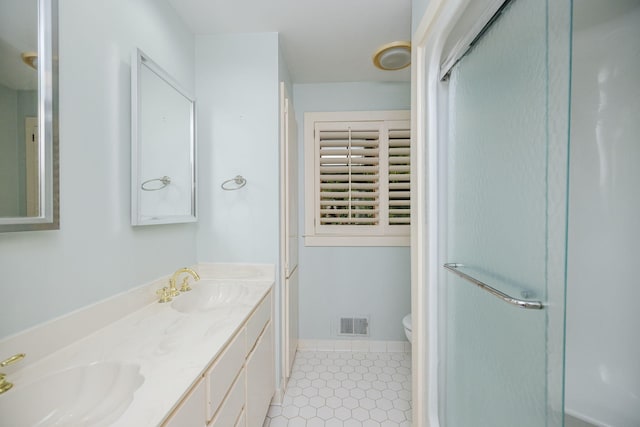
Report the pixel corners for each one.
[0,353,26,394]
[169,267,200,296]
[157,267,201,303]
[156,287,173,303]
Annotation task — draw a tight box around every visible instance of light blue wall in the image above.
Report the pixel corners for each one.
[195,32,284,387]
[412,0,431,34]
[195,33,280,265]
[278,38,293,101]
[0,0,197,339]
[293,82,412,341]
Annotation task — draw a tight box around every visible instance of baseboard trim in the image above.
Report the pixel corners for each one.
[298,339,411,353]
[270,387,284,405]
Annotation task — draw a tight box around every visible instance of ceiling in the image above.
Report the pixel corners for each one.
[166,0,412,83]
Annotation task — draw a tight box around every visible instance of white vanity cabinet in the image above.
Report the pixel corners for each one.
[161,289,273,427]
[245,290,275,427]
[246,320,274,426]
[208,369,246,427]
[163,379,206,427]
[206,328,246,421]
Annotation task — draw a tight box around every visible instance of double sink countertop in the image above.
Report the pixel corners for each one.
[0,263,274,427]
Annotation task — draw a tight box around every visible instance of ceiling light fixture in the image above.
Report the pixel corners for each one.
[372,41,411,71]
[21,52,38,70]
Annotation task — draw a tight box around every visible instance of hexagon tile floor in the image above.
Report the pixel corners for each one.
[263,350,412,427]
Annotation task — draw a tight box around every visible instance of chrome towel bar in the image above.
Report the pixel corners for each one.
[443,263,544,310]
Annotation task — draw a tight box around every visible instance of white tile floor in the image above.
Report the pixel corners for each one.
[263,350,412,427]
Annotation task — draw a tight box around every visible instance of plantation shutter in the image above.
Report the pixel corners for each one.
[388,122,411,226]
[304,110,411,246]
[317,124,381,226]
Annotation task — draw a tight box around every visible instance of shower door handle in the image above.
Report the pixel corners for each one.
[443,263,544,310]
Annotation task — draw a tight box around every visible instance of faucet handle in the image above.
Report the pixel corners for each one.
[0,354,24,395]
[156,287,172,303]
[0,373,12,394]
[179,277,192,292]
[0,353,25,367]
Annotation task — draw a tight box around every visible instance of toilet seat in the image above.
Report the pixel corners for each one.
[402,314,412,343]
[402,314,412,331]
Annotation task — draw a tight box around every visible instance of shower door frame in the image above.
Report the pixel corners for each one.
[412,2,463,425]
[411,1,572,426]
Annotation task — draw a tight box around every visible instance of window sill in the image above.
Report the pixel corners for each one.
[304,235,410,247]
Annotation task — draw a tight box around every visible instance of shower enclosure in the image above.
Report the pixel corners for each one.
[441,0,570,425]
[413,0,639,426]
[565,1,640,426]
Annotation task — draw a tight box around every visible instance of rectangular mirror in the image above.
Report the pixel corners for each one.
[0,0,59,232]
[131,49,197,225]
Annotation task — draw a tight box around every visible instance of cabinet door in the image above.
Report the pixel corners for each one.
[245,322,274,427]
[206,328,246,421]
[209,370,245,427]
[163,379,206,427]
[234,411,246,427]
[246,292,271,353]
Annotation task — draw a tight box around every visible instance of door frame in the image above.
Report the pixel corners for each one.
[279,81,299,391]
[412,2,470,425]
[25,116,40,216]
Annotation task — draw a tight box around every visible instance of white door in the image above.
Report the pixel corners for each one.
[25,117,39,216]
[280,82,299,383]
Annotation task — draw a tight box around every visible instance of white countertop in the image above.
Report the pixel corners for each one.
[0,263,274,427]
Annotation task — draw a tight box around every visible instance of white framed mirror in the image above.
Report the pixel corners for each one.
[131,49,196,226]
[0,0,59,232]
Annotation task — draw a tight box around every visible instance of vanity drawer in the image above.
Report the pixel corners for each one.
[208,369,245,427]
[163,378,206,427]
[246,321,274,427]
[206,328,246,421]
[234,410,246,427]
[246,291,271,353]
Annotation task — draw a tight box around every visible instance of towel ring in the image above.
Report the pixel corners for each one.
[221,175,247,191]
[141,176,171,191]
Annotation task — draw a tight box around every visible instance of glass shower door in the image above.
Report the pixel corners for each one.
[442,0,572,426]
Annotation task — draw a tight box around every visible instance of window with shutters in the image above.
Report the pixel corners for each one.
[304,111,411,246]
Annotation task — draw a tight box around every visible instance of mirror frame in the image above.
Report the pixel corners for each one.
[131,49,197,226]
[0,0,59,232]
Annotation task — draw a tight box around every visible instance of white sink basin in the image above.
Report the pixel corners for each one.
[0,361,144,427]
[171,281,262,313]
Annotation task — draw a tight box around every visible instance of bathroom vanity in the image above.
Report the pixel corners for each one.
[0,264,275,427]
[163,286,273,427]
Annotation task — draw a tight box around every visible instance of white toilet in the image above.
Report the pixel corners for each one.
[402,313,412,343]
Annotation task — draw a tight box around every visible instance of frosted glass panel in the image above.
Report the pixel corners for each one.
[444,0,571,425]
[565,1,640,425]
